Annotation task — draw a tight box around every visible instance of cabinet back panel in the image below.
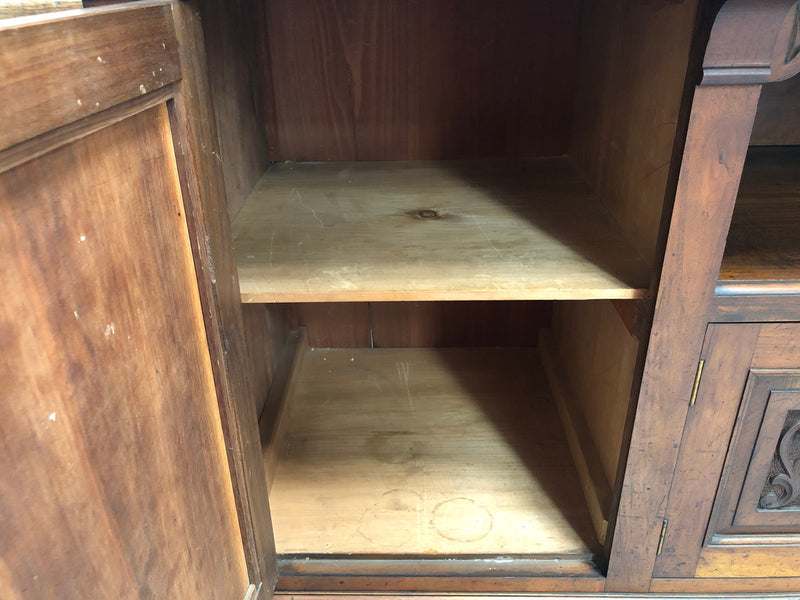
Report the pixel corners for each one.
[260,0,580,161]
[287,301,551,348]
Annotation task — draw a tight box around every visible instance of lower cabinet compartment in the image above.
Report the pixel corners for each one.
[265,344,599,558]
[248,299,638,591]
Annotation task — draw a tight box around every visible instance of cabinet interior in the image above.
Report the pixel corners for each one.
[199,0,700,574]
[719,79,800,292]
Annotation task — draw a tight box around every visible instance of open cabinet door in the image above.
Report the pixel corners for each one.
[0,3,276,598]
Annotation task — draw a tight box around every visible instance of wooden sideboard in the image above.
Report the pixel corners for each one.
[2,0,800,597]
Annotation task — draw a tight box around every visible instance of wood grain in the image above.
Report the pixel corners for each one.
[233,159,651,302]
[605,85,761,592]
[277,555,605,592]
[243,304,289,416]
[268,347,599,556]
[0,1,81,18]
[371,301,549,348]
[552,301,639,489]
[0,105,248,598]
[259,329,308,491]
[287,303,372,348]
[719,146,800,284]
[653,324,762,577]
[170,2,277,588]
[571,0,700,267]
[0,4,181,151]
[261,0,579,161]
[196,0,269,218]
[539,330,612,546]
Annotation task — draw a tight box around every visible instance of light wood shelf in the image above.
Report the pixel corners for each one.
[233,158,650,302]
[718,146,800,293]
[267,346,598,556]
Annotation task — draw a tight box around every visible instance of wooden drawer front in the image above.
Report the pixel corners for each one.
[654,323,800,581]
[709,372,800,541]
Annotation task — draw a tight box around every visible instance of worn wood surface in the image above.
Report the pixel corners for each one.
[197,0,269,218]
[719,146,800,284]
[170,2,277,589]
[261,0,579,161]
[657,324,800,581]
[651,577,800,593]
[278,556,605,593]
[0,3,180,151]
[702,0,800,85]
[605,84,761,592]
[0,0,81,18]
[571,0,700,267]
[0,105,249,599]
[653,324,762,577]
[268,347,598,556]
[539,330,612,546]
[233,159,650,302]
[712,294,800,322]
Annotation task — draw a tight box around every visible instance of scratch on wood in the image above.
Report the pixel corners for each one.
[396,361,413,412]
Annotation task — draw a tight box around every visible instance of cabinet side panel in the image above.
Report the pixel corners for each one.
[571,0,699,266]
[0,106,249,598]
[197,0,270,218]
[552,300,639,487]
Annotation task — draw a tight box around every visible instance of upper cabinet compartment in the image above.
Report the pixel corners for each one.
[231,0,678,303]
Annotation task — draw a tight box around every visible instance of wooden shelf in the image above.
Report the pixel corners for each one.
[267,346,599,556]
[233,159,650,302]
[718,147,800,294]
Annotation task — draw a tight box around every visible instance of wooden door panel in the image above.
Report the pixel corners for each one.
[0,103,250,598]
[655,323,800,582]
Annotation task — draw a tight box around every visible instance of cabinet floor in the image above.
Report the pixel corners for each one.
[268,346,599,556]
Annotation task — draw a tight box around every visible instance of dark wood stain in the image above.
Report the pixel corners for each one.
[261,0,580,161]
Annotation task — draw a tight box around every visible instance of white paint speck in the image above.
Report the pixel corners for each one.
[95,102,100,107]
[159,67,163,72]
[79,235,86,243]
[161,42,166,49]
[49,412,56,422]
[104,323,116,339]
[152,71,156,77]
[77,99,82,106]
[139,84,147,94]
[73,311,79,319]
[97,56,103,63]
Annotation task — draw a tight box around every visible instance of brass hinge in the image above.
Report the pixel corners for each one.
[656,519,669,555]
[689,359,705,407]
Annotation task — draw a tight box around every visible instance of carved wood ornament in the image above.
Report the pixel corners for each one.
[760,416,800,509]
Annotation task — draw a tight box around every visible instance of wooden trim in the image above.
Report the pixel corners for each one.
[703,0,800,85]
[259,328,307,491]
[168,2,276,591]
[605,84,761,592]
[277,557,605,594]
[715,281,800,296]
[0,84,175,174]
[0,2,181,151]
[539,330,611,546]
[651,578,800,594]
